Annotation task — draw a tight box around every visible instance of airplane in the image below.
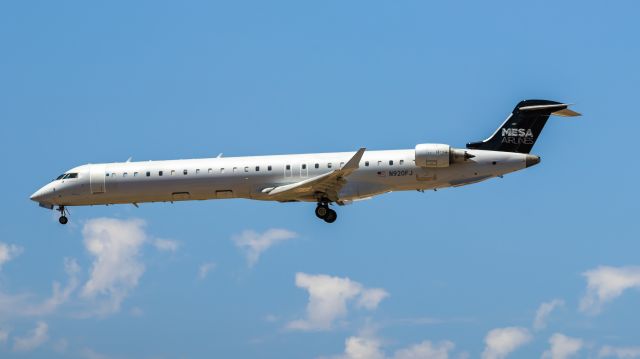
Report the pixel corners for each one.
[30,99,579,224]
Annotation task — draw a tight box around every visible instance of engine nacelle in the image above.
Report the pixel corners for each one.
[415,144,472,168]
[415,144,451,168]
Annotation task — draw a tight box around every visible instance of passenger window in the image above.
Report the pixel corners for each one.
[134,172,138,177]
[208,168,212,174]
[244,167,249,172]
[302,164,307,170]
[365,161,369,166]
[286,165,291,170]
[268,165,272,171]
[400,160,404,165]
[112,173,116,177]
[159,171,163,176]
[377,161,382,166]
[315,163,319,169]
[328,163,332,168]
[123,173,128,177]
[233,167,237,173]
[105,173,109,177]
[146,172,151,177]
[255,166,260,171]
[183,170,188,175]
[389,160,394,166]
[196,169,200,174]
[220,168,225,173]
[171,170,175,176]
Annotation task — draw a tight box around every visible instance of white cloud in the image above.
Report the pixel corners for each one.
[152,238,179,252]
[599,346,640,358]
[542,333,583,359]
[357,288,390,310]
[0,258,80,318]
[533,299,564,331]
[26,258,80,316]
[198,262,216,280]
[232,229,297,267]
[0,218,169,319]
[0,242,23,270]
[287,273,389,331]
[13,321,48,352]
[580,266,640,314]
[81,218,148,316]
[340,336,385,359]
[393,340,455,359]
[325,335,455,359]
[482,327,532,359]
[0,328,9,343]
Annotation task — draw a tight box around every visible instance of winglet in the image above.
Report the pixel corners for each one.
[342,148,366,171]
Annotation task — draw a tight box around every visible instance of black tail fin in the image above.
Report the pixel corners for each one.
[466,99,580,154]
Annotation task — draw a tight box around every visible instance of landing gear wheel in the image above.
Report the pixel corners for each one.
[323,209,337,223]
[315,204,329,219]
[57,206,69,225]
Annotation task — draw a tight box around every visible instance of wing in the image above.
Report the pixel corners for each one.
[264,148,366,202]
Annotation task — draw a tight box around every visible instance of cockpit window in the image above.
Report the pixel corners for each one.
[58,173,78,180]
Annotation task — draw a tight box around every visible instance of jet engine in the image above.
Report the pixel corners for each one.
[414,144,474,168]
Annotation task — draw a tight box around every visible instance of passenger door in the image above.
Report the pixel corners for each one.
[89,165,106,194]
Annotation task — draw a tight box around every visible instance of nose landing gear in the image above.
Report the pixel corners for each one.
[315,203,337,223]
[57,206,69,225]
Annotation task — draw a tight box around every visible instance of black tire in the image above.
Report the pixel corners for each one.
[315,205,329,219]
[59,216,68,225]
[324,209,337,223]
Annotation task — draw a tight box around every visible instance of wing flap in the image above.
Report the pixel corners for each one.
[266,148,366,200]
[268,171,334,196]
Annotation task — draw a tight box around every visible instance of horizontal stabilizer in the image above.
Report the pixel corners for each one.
[519,103,581,117]
[551,108,581,117]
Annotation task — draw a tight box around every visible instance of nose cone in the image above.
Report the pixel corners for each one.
[30,186,52,203]
[525,155,541,168]
[30,188,44,202]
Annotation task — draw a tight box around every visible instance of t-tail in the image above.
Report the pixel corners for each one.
[466,99,580,154]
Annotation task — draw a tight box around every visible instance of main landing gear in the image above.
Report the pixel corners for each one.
[315,203,337,223]
[57,206,69,225]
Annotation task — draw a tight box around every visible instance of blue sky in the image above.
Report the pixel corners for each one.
[2,0,640,358]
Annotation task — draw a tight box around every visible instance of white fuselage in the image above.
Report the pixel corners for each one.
[30,147,535,207]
